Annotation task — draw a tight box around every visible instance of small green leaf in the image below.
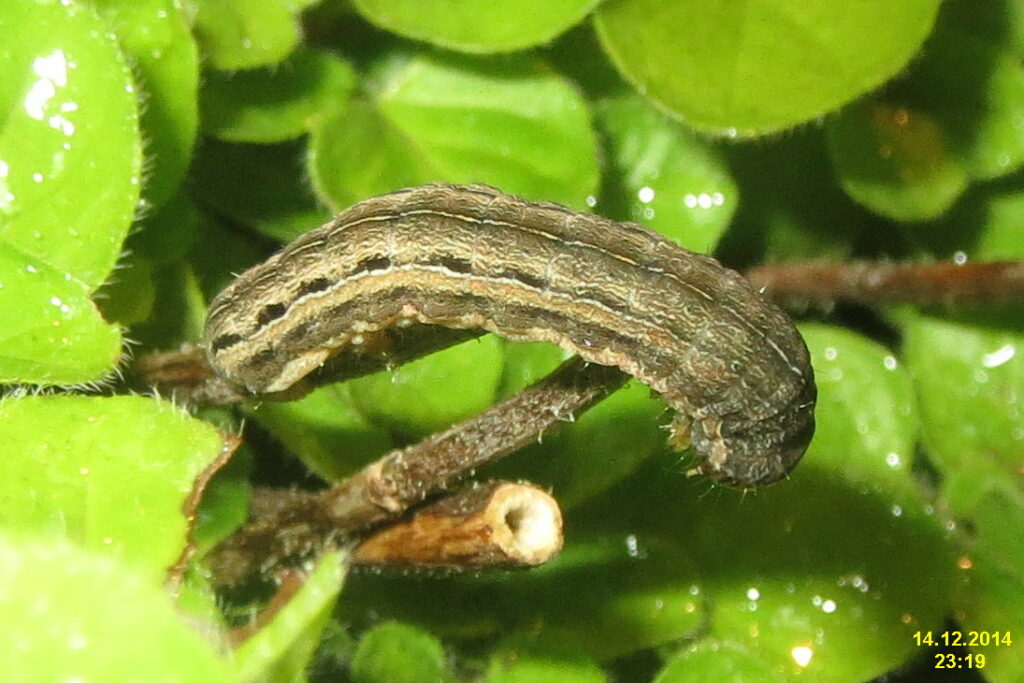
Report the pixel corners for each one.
[495,340,568,399]
[655,640,785,683]
[348,335,503,438]
[825,98,968,222]
[487,654,606,683]
[351,0,601,54]
[0,243,121,384]
[201,47,357,143]
[798,324,919,498]
[489,379,667,509]
[903,314,1023,477]
[192,0,299,70]
[308,52,600,210]
[594,94,737,253]
[594,0,942,135]
[895,7,1024,181]
[718,131,863,264]
[0,536,233,682]
[350,621,451,683]
[0,0,142,289]
[93,0,200,208]
[126,190,202,263]
[969,181,1024,259]
[189,139,331,243]
[128,260,207,349]
[0,394,226,585]
[247,383,392,482]
[95,255,156,326]
[234,551,347,682]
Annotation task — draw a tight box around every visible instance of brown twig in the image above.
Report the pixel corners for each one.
[352,481,563,570]
[315,356,626,530]
[746,260,1024,308]
[207,357,626,584]
[131,345,246,405]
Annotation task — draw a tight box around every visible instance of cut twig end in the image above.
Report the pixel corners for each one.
[352,481,563,571]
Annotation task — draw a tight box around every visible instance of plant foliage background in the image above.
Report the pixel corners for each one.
[0,0,1022,681]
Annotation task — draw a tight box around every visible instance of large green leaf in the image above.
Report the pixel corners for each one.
[0,395,226,585]
[594,0,942,135]
[594,94,737,253]
[340,536,706,663]
[0,536,232,682]
[566,324,952,681]
[234,551,347,682]
[308,52,600,210]
[0,0,141,288]
[201,47,356,143]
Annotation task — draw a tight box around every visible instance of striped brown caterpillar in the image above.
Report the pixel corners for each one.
[205,183,816,486]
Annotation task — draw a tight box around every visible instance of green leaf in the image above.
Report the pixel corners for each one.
[350,621,451,683]
[655,640,785,683]
[95,255,156,326]
[950,480,1024,683]
[495,340,568,399]
[0,536,232,682]
[93,0,200,208]
[308,52,600,210]
[594,0,942,135]
[348,334,503,438]
[684,324,950,681]
[718,130,865,264]
[593,94,737,253]
[190,139,331,243]
[903,314,1023,478]
[0,242,122,384]
[340,536,706,663]
[0,0,142,289]
[192,0,300,70]
[234,551,347,682]
[825,98,968,222]
[570,325,953,680]
[895,4,1024,181]
[488,378,667,509]
[969,180,1024,260]
[0,394,226,585]
[189,437,252,554]
[128,259,207,349]
[247,383,392,482]
[351,0,601,54]
[903,312,1024,679]
[503,538,705,662]
[798,324,919,497]
[487,655,607,683]
[201,47,357,143]
[126,190,202,263]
